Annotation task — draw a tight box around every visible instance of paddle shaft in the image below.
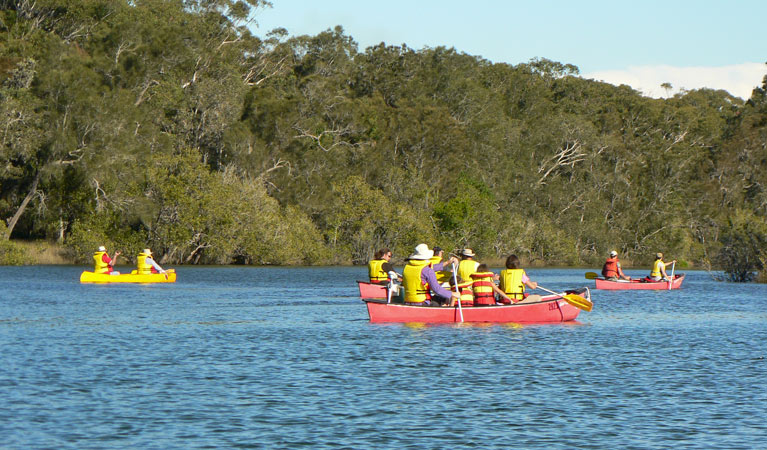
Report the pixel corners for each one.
[452,263,463,323]
[668,261,676,290]
[537,285,566,298]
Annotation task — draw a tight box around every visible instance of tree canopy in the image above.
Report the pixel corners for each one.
[1,1,766,280]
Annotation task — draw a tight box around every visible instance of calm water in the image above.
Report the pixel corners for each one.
[1,266,765,449]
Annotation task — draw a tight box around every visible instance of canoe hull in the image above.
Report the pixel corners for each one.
[80,270,176,283]
[594,274,684,290]
[364,294,581,323]
[358,280,387,299]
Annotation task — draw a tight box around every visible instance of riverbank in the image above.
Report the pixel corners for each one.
[1,240,72,265]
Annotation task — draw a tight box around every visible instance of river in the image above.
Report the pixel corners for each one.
[1,266,765,449]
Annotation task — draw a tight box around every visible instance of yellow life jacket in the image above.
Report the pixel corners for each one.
[471,271,496,305]
[650,259,665,278]
[500,268,525,300]
[403,259,431,303]
[458,259,479,283]
[93,251,109,273]
[368,259,388,283]
[137,252,153,274]
[429,255,452,283]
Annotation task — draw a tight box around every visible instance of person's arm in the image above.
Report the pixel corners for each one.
[147,257,165,273]
[491,284,511,303]
[423,268,457,300]
[104,251,120,267]
[381,262,401,280]
[520,271,538,290]
[618,263,631,280]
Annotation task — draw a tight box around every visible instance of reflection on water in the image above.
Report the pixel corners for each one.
[0,266,765,449]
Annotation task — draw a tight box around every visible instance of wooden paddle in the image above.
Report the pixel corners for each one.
[585,272,599,280]
[538,286,593,312]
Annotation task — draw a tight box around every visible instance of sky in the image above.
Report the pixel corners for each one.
[252,0,765,99]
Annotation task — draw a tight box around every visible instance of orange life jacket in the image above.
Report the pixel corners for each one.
[471,271,496,306]
[602,258,619,278]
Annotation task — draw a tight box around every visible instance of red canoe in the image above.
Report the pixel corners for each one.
[363,293,584,324]
[594,274,685,290]
[358,280,387,299]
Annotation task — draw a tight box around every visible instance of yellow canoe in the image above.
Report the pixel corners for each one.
[80,269,176,283]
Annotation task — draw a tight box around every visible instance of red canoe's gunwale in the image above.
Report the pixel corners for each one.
[358,280,387,299]
[594,274,685,290]
[364,294,581,323]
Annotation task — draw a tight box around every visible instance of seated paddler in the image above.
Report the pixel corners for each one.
[402,244,459,307]
[93,245,120,275]
[368,248,401,284]
[429,246,459,284]
[137,248,166,275]
[470,264,511,306]
[498,254,541,304]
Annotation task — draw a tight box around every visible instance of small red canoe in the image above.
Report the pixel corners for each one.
[594,274,685,290]
[363,293,584,324]
[358,280,387,299]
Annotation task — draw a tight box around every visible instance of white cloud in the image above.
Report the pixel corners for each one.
[583,63,766,99]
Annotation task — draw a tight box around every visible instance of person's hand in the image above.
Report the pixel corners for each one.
[529,281,538,289]
[451,292,460,300]
[114,251,121,256]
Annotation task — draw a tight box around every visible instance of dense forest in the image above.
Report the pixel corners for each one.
[1,1,766,281]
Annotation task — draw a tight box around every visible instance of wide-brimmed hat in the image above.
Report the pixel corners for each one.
[609,250,618,257]
[98,245,106,252]
[461,248,476,257]
[408,243,434,260]
[143,248,152,255]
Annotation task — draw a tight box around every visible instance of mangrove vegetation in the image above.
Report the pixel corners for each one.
[1,1,766,281]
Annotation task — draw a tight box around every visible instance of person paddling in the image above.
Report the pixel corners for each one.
[649,252,676,281]
[402,244,459,307]
[368,248,401,284]
[93,245,120,275]
[137,248,166,275]
[499,254,541,303]
[602,250,631,281]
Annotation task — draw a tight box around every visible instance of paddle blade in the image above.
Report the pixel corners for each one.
[584,272,599,280]
[563,294,593,312]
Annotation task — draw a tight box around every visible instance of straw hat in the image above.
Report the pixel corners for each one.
[143,248,152,255]
[461,248,476,257]
[656,252,663,259]
[408,243,434,260]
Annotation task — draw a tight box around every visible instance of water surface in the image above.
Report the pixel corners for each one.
[1,266,765,449]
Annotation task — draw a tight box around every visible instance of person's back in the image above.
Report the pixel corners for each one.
[403,259,431,304]
[93,249,109,274]
[470,269,496,306]
[458,248,479,282]
[500,268,525,301]
[649,252,674,281]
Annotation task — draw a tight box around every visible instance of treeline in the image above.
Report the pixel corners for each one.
[1,1,766,281]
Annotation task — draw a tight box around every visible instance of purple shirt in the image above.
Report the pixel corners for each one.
[421,266,454,299]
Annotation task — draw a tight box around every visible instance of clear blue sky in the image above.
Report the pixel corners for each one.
[253,0,765,98]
